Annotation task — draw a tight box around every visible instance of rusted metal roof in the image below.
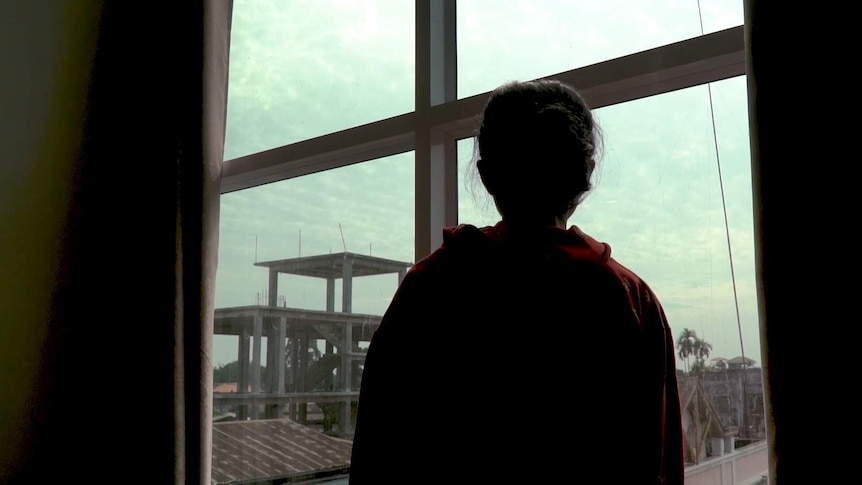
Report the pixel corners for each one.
[212,418,351,484]
[214,382,252,393]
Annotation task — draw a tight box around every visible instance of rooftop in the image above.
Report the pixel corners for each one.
[254,251,413,279]
[212,418,352,484]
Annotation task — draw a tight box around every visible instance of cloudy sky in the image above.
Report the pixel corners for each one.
[215,0,754,371]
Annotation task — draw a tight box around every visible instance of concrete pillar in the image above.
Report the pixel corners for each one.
[342,398,352,435]
[275,318,287,418]
[398,268,407,285]
[263,320,275,419]
[265,319,275,391]
[251,314,262,394]
[710,437,725,456]
[341,256,354,393]
[268,269,278,307]
[275,317,286,394]
[325,277,336,392]
[326,277,335,312]
[725,435,735,454]
[300,328,309,392]
[342,324,353,392]
[250,316,262,419]
[237,325,250,420]
[340,256,354,432]
[263,317,288,419]
[342,257,353,313]
[298,326,310,423]
[288,323,299,420]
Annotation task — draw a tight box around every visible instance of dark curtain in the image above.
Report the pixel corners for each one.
[1,1,232,483]
[746,0,848,482]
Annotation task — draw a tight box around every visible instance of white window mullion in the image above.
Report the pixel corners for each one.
[415,0,457,261]
[440,0,459,230]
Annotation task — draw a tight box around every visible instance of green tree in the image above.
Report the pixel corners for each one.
[214,361,240,383]
[284,338,323,372]
[676,329,713,376]
[689,359,706,376]
[690,336,713,376]
[213,360,267,387]
[676,328,698,374]
[695,337,712,361]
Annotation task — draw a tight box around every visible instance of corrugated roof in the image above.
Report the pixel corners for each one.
[727,356,757,365]
[212,419,351,484]
[214,382,252,393]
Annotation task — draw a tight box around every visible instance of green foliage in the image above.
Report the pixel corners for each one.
[689,359,706,376]
[675,328,712,376]
[213,360,267,384]
[284,339,323,370]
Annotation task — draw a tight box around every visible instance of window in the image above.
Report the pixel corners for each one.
[215,1,763,483]
[457,0,744,98]
[213,154,413,484]
[225,0,415,159]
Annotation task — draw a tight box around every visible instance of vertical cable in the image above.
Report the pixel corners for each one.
[698,0,751,434]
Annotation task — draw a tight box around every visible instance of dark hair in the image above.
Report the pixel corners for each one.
[470,79,602,219]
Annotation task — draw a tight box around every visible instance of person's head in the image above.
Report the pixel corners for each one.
[471,79,602,225]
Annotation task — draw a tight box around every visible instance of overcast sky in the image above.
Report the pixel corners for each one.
[215,1,754,371]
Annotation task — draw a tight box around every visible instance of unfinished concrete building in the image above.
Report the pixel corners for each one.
[213,251,412,436]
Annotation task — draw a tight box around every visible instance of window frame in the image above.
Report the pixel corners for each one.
[216,0,757,480]
[220,0,744,262]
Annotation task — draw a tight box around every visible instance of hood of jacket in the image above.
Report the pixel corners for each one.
[440,221,612,264]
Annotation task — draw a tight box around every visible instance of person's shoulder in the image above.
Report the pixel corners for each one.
[406,223,495,275]
[570,226,664,315]
[605,256,670,332]
[570,227,646,282]
[605,257,648,291]
[396,238,457,288]
[608,256,655,291]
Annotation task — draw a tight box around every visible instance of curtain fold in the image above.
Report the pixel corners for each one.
[1,2,231,483]
[193,2,233,481]
[746,0,828,481]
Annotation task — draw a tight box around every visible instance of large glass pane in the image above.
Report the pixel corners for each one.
[225,1,415,160]
[457,0,744,98]
[459,76,768,480]
[212,153,414,484]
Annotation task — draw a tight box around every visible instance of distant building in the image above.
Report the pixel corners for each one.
[679,376,738,464]
[699,360,766,441]
[213,251,412,435]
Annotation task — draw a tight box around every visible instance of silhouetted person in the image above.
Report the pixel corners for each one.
[349,80,684,484]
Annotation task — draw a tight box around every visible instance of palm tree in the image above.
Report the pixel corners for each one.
[677,328,698,374]
[677,329,714,376]
[690,336,714,376]
[695,337,712,362]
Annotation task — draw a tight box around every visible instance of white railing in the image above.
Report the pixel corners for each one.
[684,440,768,485]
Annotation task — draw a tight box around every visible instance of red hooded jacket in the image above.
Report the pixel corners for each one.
[349,222,684,484]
